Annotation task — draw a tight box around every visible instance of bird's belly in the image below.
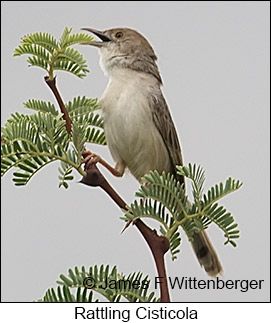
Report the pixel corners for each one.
[101,90,171,181]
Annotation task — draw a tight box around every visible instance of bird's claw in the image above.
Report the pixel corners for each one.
[82,150,101,169]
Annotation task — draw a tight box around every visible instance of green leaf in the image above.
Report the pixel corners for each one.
[14,27,92,79]
[53,265,159,303]
[123,171,189,260]
[58,160,75,189]
[66,96,100,115]
[62,32,94,47]
[24,99,58,115]
[14,44,51,63]
[72,120,86,161]
[57,47,89,73]
[14,31,58,55]
[59,27,73,48]
[1,111,85,184]
[202,177,243,210]
[59,274,74,287]
[53,58,87,78]
[177,163,205,208]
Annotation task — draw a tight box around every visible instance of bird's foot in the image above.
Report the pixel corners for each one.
[82,150,101,169]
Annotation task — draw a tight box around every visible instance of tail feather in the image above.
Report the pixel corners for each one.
[191,230,223,277]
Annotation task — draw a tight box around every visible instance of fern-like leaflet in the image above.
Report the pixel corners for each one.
[1,96,106,188]
[13,27,94,79]
[38,286,97,303]
[122,164,242,259]
[38,264,159,302]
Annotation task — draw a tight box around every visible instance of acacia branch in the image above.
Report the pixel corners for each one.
[44,76,72,133]
[44,77,170,302]
[80,162,170,302]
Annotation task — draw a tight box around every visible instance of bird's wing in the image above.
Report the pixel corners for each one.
[149,91,184,184]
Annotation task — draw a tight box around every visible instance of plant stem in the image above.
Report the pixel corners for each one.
[44,76,72,133]
[135,220,170,302]
[43,79,171,301]
[80,163,171,302]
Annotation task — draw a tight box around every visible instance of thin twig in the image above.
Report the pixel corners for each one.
[135,220,170,302]
[80,163,170,302]
[44,76,72,133]
[45,79,171,302]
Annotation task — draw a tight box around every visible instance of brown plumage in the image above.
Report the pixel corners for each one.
[83,27,223,277]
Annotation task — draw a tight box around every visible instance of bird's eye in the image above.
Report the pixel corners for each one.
[115,31,123,39]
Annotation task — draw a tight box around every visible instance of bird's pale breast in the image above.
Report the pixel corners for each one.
[99,69,171,181]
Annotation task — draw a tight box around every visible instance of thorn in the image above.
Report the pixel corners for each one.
[120,220,133,234]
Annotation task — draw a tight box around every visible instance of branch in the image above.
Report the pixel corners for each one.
[42,79,170,301]
[135,219,170,302]
[80,162,170,302]
[44,76,72,133]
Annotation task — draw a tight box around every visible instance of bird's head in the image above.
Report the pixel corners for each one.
[81,27,162,83]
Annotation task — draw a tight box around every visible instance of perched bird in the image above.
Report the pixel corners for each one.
[82,27,222,277]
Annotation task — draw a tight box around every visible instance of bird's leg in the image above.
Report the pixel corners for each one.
[82,150,134,233]
[82,150,125,177]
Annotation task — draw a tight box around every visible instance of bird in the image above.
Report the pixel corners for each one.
[81,27,223,277]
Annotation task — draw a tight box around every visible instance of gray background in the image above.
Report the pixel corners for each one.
[1,1,270,302]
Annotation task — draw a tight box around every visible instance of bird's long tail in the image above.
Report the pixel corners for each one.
[191,230,223,277]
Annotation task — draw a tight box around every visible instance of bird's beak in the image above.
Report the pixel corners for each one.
[81,28,111,47]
